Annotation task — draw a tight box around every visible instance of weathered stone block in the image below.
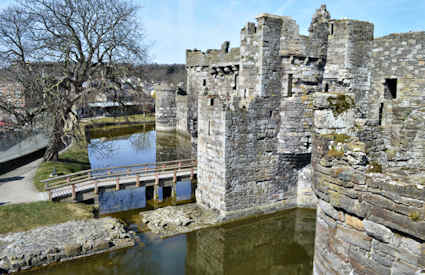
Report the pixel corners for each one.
[63,243,82,257]
[345,214,364,231]
[363,219,393,243]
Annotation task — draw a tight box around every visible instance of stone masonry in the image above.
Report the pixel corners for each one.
[154,83,176,131]
[173,4,425,275]
[186,10,330,216]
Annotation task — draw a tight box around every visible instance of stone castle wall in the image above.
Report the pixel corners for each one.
[178,5,425,273]
[311,19,425,274]
[370,32,425,170]
[191,10,334,216]
[176,94,189,134]
[196,96,228,211]
[312,92,425,274]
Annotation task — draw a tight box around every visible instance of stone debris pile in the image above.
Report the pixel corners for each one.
[141,204,219,238]
[0,217,136,274]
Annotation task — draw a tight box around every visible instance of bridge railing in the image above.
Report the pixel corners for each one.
[42,159,197,192]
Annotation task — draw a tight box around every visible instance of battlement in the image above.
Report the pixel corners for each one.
[186,42,240,67]
[154,82,176,91]
[375,30,425,40]
[328,19,374,40]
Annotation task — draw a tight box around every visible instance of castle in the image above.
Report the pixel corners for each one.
[155,5,425,274]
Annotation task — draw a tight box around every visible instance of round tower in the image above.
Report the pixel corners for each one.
[155,82,177,131]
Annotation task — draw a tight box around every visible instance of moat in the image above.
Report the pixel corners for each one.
[26,208,316,275]
[24,124,316,275]
[87,124,194,207]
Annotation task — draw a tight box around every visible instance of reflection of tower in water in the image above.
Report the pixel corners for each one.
[186,209,316,275]
[148,130,194,206]
[155,130,192,162]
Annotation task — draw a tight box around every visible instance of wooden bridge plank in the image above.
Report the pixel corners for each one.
[49,161,197,200]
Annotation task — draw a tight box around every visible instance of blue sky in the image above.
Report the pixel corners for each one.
[1,0,424,64]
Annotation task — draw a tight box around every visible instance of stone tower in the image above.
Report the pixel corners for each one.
[183,5,425,273]
[155,83,176,131]
[195,7,332,217]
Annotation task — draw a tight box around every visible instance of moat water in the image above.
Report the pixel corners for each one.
[87,124,194,204]
[26,124,316,274]
[27,208,316,275]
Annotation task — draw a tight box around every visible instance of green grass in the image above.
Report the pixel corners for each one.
[0,201,94,235]
[33,143,90,191]
[83,113,154,126]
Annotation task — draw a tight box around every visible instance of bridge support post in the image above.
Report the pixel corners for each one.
[94,180,99,195]
[154,174,159,209]
[172,170,177,206]
[136,175,140,187]
[71,184,76,201]
[191,179,196,199]
[115,178,120,191]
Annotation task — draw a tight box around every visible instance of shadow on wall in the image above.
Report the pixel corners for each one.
[0,176,24,183]
[0,148,45,175]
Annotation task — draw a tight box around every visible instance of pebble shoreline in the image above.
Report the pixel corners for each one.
[0,217,136,274]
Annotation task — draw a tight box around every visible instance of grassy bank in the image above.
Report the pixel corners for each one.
[0,201,94,235]
[33,114,155,191]
[82,113,154,126]
[33,143,90,191]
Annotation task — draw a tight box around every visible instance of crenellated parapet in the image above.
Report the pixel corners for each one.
[186,43,240,68]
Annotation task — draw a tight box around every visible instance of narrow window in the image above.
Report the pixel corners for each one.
[208,120,211,136]
[325,83,329,92]
[203,79,207,86]
[385,79,397,99]
[287,74,293,97]
[244,89,247,99]
[233,74,238,90]
[379,103,384,126]
[330,23,334,35]
[209,98,214,106]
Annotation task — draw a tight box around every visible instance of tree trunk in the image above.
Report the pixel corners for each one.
[43,116,66,161]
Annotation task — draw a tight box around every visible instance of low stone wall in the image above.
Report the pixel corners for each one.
[0,130,48,164]
[0,217,136,274]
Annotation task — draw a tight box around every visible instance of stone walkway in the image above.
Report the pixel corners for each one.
[0,158,48,205]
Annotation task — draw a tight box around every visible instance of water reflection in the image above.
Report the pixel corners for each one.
[26,209,315,275]
[87,124,157,170]
[186,209,315,275]
[87,124,194,211]
[87,124,192,170]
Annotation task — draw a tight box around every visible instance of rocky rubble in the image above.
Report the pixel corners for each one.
[141,204,219,238]
[0,217,136,274]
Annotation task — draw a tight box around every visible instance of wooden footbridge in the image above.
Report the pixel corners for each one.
[41,159,197,203]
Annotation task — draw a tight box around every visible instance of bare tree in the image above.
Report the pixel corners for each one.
[0,0,148,160]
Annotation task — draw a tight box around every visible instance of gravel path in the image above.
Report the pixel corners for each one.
[0,158,48,205]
